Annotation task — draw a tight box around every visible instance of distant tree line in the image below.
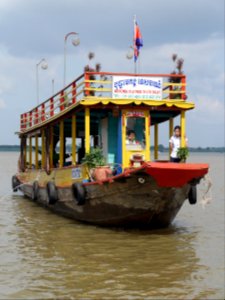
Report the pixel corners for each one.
[151,144,225,153]
[0,144,224,153]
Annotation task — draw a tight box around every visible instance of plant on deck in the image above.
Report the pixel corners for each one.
[169,54,187,100]
[177,147,189,162]
[82,147,106,169]
[84,52,102,96]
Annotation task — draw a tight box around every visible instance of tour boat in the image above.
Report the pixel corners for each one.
[12,71,209,228]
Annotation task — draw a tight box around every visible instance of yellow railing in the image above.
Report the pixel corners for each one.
[20,72,186,131]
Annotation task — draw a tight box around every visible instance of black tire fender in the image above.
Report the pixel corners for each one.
[47,181,58,205]
[12,175,20,192]
[72,183,86,205]
[188,185,197,205]
[32,181,39,201]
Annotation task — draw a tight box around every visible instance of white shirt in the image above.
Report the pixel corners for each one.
[126,139,137,145]
[169,135,188,158]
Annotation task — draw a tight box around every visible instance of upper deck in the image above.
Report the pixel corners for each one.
[20,71,194,134]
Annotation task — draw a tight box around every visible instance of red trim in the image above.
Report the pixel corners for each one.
[35,108,39,124]
[41,103,45,121]
[84,73,90,96]
[29,111,32,127]
[83,162,209,188]
[20,114,24,130]
[60,91,64,111]
[144,162,208,187]
[72,82,76,104]
[86,71,185,78]
[181,77,186,100]
[24,113,27,129]
[50,98,54,117]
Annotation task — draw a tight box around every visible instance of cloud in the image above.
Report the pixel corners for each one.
[0,99,6,109]
[0,1,224,145]
[192,96,224,124]
[0,0,224,57]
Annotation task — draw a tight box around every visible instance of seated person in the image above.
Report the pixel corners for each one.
[126,130,140,145]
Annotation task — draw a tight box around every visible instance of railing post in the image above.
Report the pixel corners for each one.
[41,103,45,121]
[60,91,65,111]
[169,84,173,100]
[24,113,27,129]
[20,114,24,130]
[35,108,39,124]
[29,111,32,127]
[50,98,54,117]
[84,73,90,97]
[181,76,186,100]
[72,82,76,104]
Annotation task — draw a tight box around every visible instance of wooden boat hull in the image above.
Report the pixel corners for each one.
[14,162,208,228]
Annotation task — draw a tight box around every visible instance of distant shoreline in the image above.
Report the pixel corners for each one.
[0,145,224,153]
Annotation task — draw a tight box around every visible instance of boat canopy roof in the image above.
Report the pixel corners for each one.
[19,71,194,135]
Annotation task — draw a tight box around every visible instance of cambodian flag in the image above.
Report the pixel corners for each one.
[134,21,143,62]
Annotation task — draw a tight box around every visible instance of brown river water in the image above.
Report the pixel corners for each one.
[0,152,224,299]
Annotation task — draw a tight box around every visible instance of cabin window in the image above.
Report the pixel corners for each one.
[126,114,146,150]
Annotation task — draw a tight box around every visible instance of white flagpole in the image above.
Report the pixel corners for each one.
[134,15,137,74]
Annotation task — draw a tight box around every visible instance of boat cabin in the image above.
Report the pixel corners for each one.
[18,71,194,178]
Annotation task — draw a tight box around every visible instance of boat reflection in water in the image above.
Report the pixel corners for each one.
[9,194,206,299]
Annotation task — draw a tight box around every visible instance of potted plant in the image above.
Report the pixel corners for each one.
[168,54,187,100]
[84,52,102,96]
[177,147,189,162]
[82,147,112,181]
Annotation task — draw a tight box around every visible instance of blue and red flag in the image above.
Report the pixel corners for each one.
[134,21,143,62]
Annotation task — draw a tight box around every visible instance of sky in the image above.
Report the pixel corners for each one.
[0,0,224,147]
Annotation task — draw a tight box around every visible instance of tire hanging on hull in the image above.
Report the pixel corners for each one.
[32,181,39,201]
[72,183,86,205]
[188,185,197,205]
[46,181,58,205]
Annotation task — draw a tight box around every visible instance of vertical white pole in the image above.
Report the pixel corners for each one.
[64,38,67,87]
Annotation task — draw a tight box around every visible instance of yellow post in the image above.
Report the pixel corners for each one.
[35,135,38,169]
[41,130,45,168]
[154,124,158,160]
[49,126,54,168]
[29,136,32,168]
[145,113,150,161]
[85,107,90,154]
[122,112,126,168]
[180,111,186,147]
[59,120,64,168]
[24,138,27,167]
[72,114,76,165]
[169,117,174,157]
